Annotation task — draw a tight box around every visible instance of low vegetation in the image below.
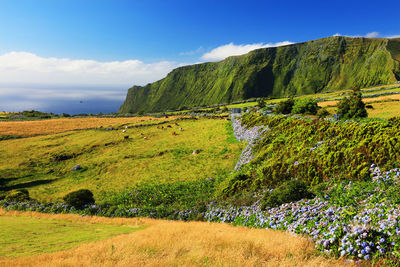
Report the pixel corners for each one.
[219,113,400,197]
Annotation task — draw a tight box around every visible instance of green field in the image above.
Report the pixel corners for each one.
[0,213,142,257]
[0,117,242,202]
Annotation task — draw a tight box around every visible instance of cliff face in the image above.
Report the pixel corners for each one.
[119,36,400,113]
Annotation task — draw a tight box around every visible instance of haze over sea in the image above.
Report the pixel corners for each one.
[0,84,125,115]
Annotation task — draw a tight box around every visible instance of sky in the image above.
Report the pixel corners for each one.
[0,0,399,114]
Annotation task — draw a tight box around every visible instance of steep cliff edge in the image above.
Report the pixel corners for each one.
[119,36,400,113]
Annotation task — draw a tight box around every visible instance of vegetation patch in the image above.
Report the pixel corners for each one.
[218,113,400,197]
[0,212,142,257]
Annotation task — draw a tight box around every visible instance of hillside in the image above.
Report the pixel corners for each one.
[119,36,400,113]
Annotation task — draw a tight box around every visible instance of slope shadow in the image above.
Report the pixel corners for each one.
[1,179,57,191]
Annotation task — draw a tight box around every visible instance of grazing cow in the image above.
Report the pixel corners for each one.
[143,136,148,140]
[175,122,179,126]
[167,125,172,128]
[124,135,129,140]
[172,131,176,135]
[179,127,183,131]
[122,130,126,133]
[124,126,128,129]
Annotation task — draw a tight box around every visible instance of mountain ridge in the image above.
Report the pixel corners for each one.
[119,36,400,113]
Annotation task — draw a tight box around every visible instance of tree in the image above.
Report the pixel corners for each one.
[337,86,367,119]
[274,98,294,114]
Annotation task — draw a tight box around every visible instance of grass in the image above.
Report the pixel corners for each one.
[0,117,242,202]
[0,116,183,137]
[0,209,352,266]
[366,100,400,119]
[318,94,400,118]
[0,209,143,258]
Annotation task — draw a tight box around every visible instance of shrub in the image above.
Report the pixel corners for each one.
[63,189,95,209]
[261,179,314,209]
[5,189,30,202]
[257,99,266,108]
[292,98,318,115]
[337,87,367,119]
[274,98,294,114]
[316,108,330,118]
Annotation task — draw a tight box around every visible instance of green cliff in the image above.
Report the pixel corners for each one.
[119,36,400,113]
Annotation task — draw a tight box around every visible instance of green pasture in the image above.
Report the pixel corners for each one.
[0,118,242,202]
[0,215,142,257]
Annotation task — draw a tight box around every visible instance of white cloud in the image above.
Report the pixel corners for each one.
[201,41,293,61]
[0,51,183,87]
[365,32,380,38]
[333,32,400,39]
[179,46,204,56]
[0,51,189,113]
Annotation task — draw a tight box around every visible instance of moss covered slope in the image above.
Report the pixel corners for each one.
[119,36,400,113]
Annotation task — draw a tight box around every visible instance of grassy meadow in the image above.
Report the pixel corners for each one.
[0,209,143,257]
[0,117,242,202]
[0,116,183,137]
[0,209,353,267]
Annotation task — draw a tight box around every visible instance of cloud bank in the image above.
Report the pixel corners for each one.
[0,52,182,87]
[201,41,293,61]
[333,32,400,39]
[0,51,185,113]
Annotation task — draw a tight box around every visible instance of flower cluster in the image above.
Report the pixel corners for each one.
[205,165,400,261]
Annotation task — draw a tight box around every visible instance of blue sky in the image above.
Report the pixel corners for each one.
[0,0,399,113]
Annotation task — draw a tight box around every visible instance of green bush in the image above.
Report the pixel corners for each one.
[257,99,266,108]
[292,98,318,115]
[337,87,367,119]
[5,189,30,202]
[63,189,95,209]
[274,98,294,114]
[261,180,314,209]
[316,108,330,118]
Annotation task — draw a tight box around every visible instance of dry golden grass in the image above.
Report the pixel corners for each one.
[366,101,400,119]
[0,116,183,137]
[318,94,400,119]
[0,210,353,267]
[318,94,400,108]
